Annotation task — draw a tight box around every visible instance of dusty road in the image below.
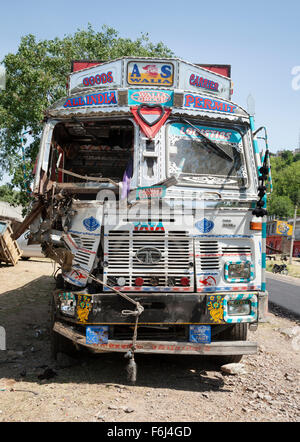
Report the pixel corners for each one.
[0,259,299,422]
[267,272,300,316]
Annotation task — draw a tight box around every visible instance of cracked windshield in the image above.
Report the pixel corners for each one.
[168,122,247,186]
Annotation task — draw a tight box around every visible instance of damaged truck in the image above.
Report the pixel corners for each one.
[17,57,271,379]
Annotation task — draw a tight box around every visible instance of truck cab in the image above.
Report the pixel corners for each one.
[31,57,268,364]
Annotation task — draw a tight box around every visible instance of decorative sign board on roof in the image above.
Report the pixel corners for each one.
[69,60,122,92]
[179,62,231,100]
[127,61,174,86]
[67,58,233,102]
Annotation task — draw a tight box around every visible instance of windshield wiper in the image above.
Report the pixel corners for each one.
[181,118,233,162]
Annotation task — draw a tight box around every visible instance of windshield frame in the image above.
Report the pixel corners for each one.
[165,118,250,190]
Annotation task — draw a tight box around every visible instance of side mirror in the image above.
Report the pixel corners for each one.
[252,126,273,218]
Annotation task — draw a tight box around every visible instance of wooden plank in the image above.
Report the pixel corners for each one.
[0,221,21,265]
[12,201,43,240]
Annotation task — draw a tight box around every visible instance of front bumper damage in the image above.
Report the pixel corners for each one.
[53,290,268,356]
[53,321,257,355]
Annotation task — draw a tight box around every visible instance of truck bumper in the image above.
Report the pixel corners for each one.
[53,321,258,356]
[55,290,268,325]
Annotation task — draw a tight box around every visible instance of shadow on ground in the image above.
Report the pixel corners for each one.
[0,275,231,394]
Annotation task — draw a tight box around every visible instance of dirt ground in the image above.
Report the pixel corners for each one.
[0,259,299,422]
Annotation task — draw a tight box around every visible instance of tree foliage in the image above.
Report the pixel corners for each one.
[0,25,174,206]
[267,151,300,218]
[0,184,21,205]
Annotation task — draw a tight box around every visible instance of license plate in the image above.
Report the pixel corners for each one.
[189,325,211,344]
[86,326,109,344]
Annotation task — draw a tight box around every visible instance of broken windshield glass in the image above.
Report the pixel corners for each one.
[181,118,233,162]
[167,122,247,187]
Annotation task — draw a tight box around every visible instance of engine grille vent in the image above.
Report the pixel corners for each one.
[105,230,192,288]
[221,246,252,254]
[196,241,220,271]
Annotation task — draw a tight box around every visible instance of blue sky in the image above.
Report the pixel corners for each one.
[0,0,300,156]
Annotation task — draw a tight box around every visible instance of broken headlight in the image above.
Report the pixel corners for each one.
[59,293,76,317]
[224,261,252,282]
[227,300,251,316]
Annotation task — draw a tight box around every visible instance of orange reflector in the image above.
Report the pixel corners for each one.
[250,222,262,231]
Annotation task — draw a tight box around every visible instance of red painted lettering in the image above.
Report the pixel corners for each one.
[63,99,72,108]
[107,92,117,104]
[107,71,113,83]
[97,93,104,105]
[204,99,213,109]
[195,96,204,108]
[189,74,195,85]
[184,94,194,107]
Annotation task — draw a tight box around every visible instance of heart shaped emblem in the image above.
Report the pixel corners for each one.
[137,104,164,127]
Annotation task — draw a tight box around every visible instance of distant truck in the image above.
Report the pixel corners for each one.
[21,57,270,374]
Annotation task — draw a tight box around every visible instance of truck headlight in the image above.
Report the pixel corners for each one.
[60,304,76,316]
[227,300,251,316]
[224,261,252,282]
[59,293,76,317]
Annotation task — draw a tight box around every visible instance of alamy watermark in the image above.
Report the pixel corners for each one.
[291,66,300,90]
[0,326,6,350]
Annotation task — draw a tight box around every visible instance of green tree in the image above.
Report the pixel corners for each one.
[0,25,174,206]
[280,150,294,165]
[267,194,294,218]
[267,156,300,218]
[0,184,20,205]
[274,161,300,206]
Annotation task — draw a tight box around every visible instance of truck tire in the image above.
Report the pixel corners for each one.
[55,273,64,289]
[50,295,78,360]
[213,323,247,365]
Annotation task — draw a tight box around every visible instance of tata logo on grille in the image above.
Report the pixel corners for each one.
[135,247,162,265]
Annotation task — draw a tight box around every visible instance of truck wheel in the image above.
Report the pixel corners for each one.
[50,295,78,360]
[55,273,64,289]
[213,323,247,365]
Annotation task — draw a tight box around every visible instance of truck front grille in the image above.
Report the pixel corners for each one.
[104,230,193,290]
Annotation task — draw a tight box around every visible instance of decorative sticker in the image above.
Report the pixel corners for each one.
[127,62,174,86]
[86,326,109,344]
[169,122,242,144]
[58,292,76,301]
[83,216,100,232]
[207,295,224,323]
[76,294,92,324]
[70,269,88,282]
[128,89,174,106]
[199,276,216,286]
[136,185,166,200]
[195,218,214,233]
